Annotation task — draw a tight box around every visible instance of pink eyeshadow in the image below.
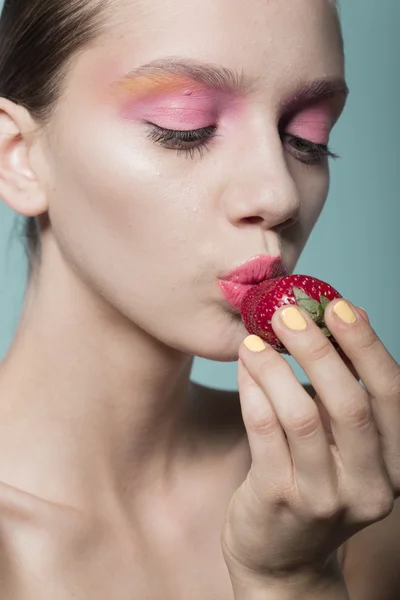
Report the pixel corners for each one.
[122,89,222,130]
[286,105,333,145]
[117,73,235,130]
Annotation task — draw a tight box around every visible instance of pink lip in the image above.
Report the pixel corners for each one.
[218,255,288,312]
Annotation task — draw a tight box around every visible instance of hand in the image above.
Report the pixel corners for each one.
[221,299,400,591]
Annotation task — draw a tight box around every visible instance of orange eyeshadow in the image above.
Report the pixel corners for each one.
[117,73,204,100]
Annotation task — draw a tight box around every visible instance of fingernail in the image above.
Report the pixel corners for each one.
[281,306,307,331]
[333,300,357,324]
[244,335,267,352]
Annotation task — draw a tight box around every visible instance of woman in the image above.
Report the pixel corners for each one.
[0,0,399,598]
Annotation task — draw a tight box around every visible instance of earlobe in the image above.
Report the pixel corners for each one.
[0,97,48,217]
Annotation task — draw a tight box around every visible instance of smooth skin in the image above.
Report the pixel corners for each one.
[0,0,399,598]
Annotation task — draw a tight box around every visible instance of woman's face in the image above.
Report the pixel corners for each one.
[41,0,346,361]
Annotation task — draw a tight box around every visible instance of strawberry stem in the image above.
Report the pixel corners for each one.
[293,287,333,339]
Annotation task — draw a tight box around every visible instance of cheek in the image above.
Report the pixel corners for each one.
[288,157,330,227]
[49,113,206,260]
[303,171,330,226]
[47,125,158,272]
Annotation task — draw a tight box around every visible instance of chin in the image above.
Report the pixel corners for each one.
[194,347,241,363]
[180,321,247,363]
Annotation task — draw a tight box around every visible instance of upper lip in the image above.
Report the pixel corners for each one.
[220,254,288,285]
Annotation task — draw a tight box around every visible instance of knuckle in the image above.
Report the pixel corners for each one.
[257,352,291,387]
[337,395,372,429]
[390,463,400,496]
[311,498,343,521]
[357,329,381,354]
[306,338,332,363]
[285,407,320,437]
[387,466,400,498]
[258,351,282,375]
[373,367,400,406]
[386,367,400,399]
[250,471,294,507]
[378,494,395,518]
[248,410,281,437]
[358,489,394,522]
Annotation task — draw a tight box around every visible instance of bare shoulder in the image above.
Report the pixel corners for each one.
[0,479,84,532]
[0,488,16,597]
[0,482,51,596]
[0,481,93,597]
[0,481,151,599]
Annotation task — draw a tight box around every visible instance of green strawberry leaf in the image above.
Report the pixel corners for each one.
[320,326,332,337]
[293,287,310,302]
[320,295,331,310]
[293,287,320,316]
[299,301,320,316]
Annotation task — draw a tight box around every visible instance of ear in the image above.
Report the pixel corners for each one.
[0,97,49,217]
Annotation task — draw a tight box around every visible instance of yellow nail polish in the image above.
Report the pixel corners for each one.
[244,335,267,352]
[281,307,307,331]
[333,300,357,324]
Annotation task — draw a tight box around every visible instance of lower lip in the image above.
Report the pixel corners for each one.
[218,280,258,312]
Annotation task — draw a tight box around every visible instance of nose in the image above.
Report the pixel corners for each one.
[222,123,301,233]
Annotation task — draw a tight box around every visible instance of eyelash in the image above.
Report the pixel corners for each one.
[282,134,339,165]
[145,123,339,164]
[146,123,218,159]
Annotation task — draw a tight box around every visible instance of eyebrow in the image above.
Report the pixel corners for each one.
[281,78,350,114]
[123,57,349,106]
[122,57,254,93]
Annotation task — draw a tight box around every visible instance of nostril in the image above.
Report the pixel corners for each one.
[243,216,263,225]
[242,216,297,230]
[273,217,298,232]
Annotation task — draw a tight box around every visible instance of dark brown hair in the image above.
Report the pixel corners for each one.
[0,0,107,276]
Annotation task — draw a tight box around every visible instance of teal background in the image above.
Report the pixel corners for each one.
[1,0,399,389]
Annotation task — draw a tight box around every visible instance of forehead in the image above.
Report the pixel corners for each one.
[64,0,345,108]
[107,0,343,58]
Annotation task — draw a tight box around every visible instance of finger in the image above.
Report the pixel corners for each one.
[357,307,370,324]
[324,300,399,404]
[270,304,386,488]
[239,337,337,499]
[313,350,360,444]
[324,300,400,493]
[237,355,292,486]
[337,348,361,383]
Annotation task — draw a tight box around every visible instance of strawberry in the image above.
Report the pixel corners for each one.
[240,274,343,355]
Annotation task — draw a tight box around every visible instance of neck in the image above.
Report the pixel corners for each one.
[0,243,202,513]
